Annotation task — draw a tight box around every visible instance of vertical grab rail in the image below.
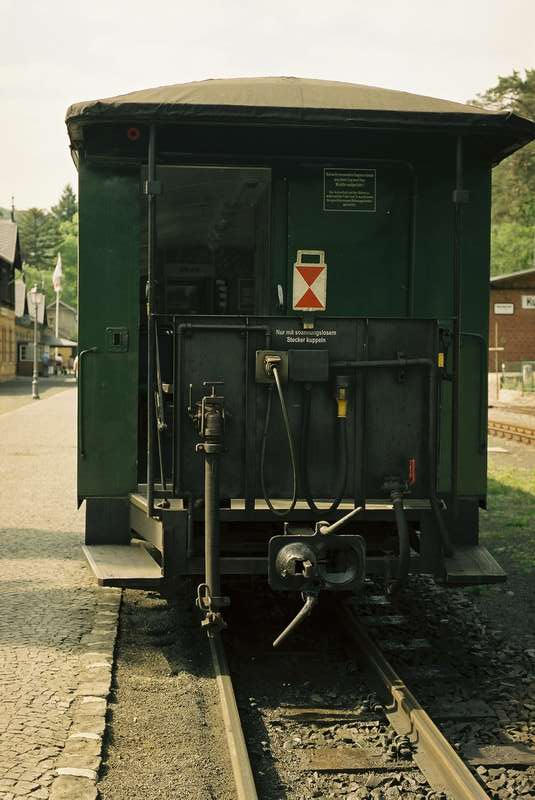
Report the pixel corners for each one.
[146,124,158,517]
[78,346,98,458]
[451,136,468,516]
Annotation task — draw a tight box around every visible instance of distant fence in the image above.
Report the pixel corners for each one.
[498,361,535,394]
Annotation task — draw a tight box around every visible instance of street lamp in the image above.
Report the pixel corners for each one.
[29,285,44,400]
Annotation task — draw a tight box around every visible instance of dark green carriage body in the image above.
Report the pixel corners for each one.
[67,77,534,589]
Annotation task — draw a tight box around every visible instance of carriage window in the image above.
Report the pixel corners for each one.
[153,166,270,315]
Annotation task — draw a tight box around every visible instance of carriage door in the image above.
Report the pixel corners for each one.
[286,164,413,317]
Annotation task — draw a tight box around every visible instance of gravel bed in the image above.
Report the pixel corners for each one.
[97,585,235,800]
[226,576,535,800]
[226,587,438,800]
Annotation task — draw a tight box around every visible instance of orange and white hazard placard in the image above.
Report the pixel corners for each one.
[292,250,327,311]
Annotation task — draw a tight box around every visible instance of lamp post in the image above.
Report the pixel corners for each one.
[29,285,44,400]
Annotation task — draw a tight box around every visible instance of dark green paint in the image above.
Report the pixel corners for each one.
[77,161,140,498]
[77,124,492,506]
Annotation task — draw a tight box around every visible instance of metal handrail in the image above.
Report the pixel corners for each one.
[78,346,97,458]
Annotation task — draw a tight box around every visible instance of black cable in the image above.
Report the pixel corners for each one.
[260,367,297,517]
[301,384,348,513]
[388,490,411,596]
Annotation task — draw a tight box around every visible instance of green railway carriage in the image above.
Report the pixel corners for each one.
[66,77,534,638]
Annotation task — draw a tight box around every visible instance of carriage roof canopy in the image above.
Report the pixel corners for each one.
[66,76,535,162]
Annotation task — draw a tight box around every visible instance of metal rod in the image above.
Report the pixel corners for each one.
[495,321,499,402]
[273,594,318,648]
[31,287,40,400]
[407,172,418,317]
[451,136,464,516]
[146,124,156,517]
[426,361,454,557]
[388,490,410,594]
[205,453,221,599]
[332,358,433,369]
[78,347,97,459]
[318,506,363,535]
[209,634,258,800]
[154,323,167,492]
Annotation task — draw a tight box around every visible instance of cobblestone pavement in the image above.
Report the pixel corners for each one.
[0,388,99,800]
[0,377,73,417]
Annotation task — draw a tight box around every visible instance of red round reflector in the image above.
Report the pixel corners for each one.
[127,127,141,142]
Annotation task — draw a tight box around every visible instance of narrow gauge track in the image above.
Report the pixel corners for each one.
[210,588,507,800]
[488,419,535,445]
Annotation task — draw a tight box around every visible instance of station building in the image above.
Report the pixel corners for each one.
[0,220,22,382]
[489,267,535,368]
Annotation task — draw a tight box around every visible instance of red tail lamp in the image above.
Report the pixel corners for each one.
[127,127,141,141]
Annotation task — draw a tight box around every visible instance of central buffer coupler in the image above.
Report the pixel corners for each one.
[256,348,366,647]
[189,381,230,634]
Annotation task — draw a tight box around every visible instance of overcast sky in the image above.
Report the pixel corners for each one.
[2,0,534,210]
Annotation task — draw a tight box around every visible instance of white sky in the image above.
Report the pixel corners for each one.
[2,0,534,210]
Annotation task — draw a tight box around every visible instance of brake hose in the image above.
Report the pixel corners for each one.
[301,383,348,513]
[260,366,298,517]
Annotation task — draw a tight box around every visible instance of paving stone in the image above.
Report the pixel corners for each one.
[76,698,106,716]
[49,776,97,800]
[67,718,105,738]
[54,751,101,772]
[0,391,117,800]
[76,682,111,699]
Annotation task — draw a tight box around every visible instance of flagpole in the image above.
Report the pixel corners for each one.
[52,253,63,371]
[55,288,60,362]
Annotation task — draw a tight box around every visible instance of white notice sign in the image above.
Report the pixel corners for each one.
[494,303,514,315]
[522,295,535,309]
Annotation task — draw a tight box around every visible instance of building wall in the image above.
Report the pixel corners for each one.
[47,303,77,341]
[489,272,535,368]
[0,308,16,382]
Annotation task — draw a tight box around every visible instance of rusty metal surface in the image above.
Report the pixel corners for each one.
[488,420,535,444]
[209,633,259,800]
[341,603,491,800]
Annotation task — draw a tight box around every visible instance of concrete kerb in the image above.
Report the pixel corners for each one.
[49,588,122,800]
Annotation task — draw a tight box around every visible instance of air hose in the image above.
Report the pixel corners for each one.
[388,488,411,596]
[260,366,298,517]
[301,383,348,513]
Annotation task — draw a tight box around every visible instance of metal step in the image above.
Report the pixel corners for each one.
[444,545,506,585]
[82,543,162,588]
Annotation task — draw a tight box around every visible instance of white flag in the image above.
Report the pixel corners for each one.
[52,253,63,292]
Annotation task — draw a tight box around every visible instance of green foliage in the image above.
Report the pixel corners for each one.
[482,465,535,573]
[51,184,77,223]
[17,207,60,272]
[17,187,78,309]
[473,69,535,275]
[491,222,534,276]
[58,214,78,308]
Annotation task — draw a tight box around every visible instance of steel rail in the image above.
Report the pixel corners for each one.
[340,603,490,800]
[488,420,535,445]
[209,633,258,800]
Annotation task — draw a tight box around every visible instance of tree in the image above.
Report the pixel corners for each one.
[491,223,535,276]
[51,184,77,223]
[18,189,79,309]
[472,69,535,274]
[17,208,61,272]
[57,214,78,308]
